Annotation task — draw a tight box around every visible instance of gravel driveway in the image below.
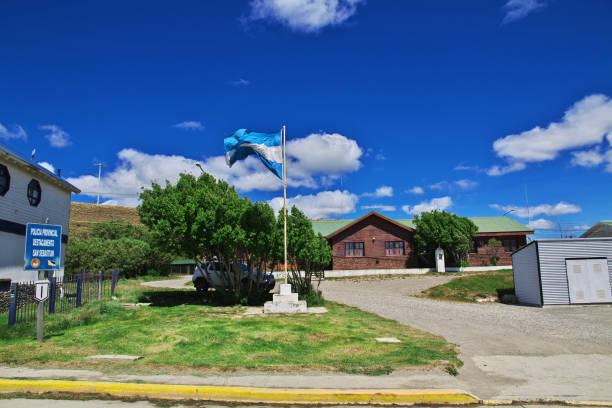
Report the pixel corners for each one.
[320,275,612,401]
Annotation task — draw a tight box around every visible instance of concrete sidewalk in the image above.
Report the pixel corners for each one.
[0,366,610,406]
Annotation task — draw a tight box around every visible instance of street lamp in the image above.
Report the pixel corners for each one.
[195,163,204,174]
[503,209,515,216]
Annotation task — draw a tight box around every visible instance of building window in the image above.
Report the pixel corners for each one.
[385,241,405,256]
[469,239,477,253]
[0,164,9,196]
[345,242,364,256]
[27,179,41,206]
[503,239,517,252]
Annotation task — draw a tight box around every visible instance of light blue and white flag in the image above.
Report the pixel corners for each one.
[224,129,283,179]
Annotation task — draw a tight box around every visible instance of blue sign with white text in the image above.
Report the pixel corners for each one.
[24,223,62,271]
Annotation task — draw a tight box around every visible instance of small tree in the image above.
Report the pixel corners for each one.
[139,172,280,303]
[276,206,332,296]
[413,210,478,267]
[485,238,502,266]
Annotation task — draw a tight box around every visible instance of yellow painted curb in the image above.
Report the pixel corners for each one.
[0,379,479,405]
[482,398,612,406]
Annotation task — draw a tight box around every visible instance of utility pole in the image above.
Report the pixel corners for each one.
[93,163,107,205]
[524,185,531,225]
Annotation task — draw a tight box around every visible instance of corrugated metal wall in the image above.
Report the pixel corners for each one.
[538,239,612,305]
[512,242,541,305]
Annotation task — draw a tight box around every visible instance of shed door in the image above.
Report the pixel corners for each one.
[566,259,612,304]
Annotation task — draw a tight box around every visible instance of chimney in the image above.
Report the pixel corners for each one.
[56,168,62,177]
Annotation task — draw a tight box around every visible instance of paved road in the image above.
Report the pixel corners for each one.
[320,276,612,401]
[141,275,193,290]
[0,399,579,408]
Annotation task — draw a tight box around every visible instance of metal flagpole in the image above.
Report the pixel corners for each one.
[282,125,288,285]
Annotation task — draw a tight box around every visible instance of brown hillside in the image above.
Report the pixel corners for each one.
[70,202,142,238]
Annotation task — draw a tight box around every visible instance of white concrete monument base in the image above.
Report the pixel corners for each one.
[263,283,307,314]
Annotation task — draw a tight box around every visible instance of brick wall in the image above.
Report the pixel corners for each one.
[328,215,418,270]
[468,234,528,266]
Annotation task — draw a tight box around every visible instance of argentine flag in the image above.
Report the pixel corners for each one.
[224,129,283,179]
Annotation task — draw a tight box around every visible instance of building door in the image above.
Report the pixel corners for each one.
[566,258,612,304]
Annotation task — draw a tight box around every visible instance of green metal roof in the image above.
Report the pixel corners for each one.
[311,215,532,237]
[311,220,354,236]
[170,259,196,265]
[468,217,533,233]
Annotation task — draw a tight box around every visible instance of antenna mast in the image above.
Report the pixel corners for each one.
[93,162,107,205]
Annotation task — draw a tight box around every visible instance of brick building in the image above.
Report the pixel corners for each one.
[312,212,533,270]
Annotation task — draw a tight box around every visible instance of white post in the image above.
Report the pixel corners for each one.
[36,270,44,342]
[282,125,288,285]
[94,163,106,205]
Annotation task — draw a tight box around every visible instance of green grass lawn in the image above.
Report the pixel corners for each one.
[0,278,460,376]
[421,270,514,303]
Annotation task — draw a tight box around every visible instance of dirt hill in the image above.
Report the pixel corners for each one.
[70,202,142,238]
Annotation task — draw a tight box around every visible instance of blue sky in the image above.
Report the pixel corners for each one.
[1,0,611,237]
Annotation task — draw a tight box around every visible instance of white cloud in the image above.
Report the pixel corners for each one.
[375,152,386,160]
[40,124,71,148]
[570,146,612,172]
[0,123,27,141]
[567,224,590,231]
[570,147,605,168]
[247,0,365,33]
[67,132,364,206]
[287,132,362,184]
[361,205,396,212]
[428,180,478,191]
[270,190,358,219]
[406,186,424,195]
[454,164,478,171]
[402,196,453,215]
[362,185,393,198]
[429,181,446,191]
[454,179,478,190]
[230,78,250,86]
[502,0,546,24]
[486,162,526,176]
[489,201,582,218]
[493,94,612,164]
[527,218,556,230]
[38,162,55,173]
[173,121,205,131]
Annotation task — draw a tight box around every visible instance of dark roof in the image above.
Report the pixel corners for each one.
[312,212,533,237]
[0,141,80,193]
[581,221,612,238]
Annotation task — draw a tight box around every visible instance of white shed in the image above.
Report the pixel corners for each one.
[0,142,80,284]
[512,238,612,306]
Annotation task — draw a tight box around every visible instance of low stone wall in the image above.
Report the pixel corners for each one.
[0,291,10,314]
[0,283,35,314]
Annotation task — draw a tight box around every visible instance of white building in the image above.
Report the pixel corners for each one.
[512,238,612,306]
[0,142,80,284]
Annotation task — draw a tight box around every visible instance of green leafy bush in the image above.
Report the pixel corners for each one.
[300,289,325,306]
[65,221,173,277]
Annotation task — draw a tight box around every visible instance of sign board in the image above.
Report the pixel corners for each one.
[24,223,62,271]
[35,280,50,302]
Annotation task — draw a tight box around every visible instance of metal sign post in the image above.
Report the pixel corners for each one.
[24,223,61,342]
[35,278,49,341]
[24,223,62,272]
